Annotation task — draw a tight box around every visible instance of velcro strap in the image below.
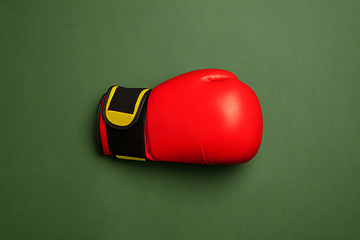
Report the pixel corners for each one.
[98,85,151,160]
[103,86,150,129]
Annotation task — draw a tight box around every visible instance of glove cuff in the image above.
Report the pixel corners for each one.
[96,86,151,161]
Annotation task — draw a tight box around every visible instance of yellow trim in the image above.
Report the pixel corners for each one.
[116,155,146,161]
[105,86,150,127]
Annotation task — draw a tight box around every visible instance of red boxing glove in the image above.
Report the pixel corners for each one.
[97,69,262,164]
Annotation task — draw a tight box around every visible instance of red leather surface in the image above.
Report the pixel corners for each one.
[145,69,263,164]
[99,96,111,155]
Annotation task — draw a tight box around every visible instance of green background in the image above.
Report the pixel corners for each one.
[1,0,360,239]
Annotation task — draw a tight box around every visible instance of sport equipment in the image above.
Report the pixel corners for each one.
[97,69,263,164]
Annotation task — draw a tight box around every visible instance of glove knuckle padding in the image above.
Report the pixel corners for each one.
[145,69,263,164]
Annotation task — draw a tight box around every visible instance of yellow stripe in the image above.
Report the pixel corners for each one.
[105,87,150,127]
[116,155,146,161]
[105,86,118,111]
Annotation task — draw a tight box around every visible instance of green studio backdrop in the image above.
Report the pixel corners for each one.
[1,0,360,240]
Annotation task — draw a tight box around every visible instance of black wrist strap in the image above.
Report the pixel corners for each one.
[97,85,151,161]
